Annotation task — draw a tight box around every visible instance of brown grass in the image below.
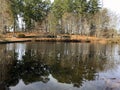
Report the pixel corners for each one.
[0,32,109,44]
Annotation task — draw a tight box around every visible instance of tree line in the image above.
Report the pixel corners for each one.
[7,0,118,37]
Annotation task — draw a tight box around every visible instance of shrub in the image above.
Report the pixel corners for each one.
[62,35,70,38]
[85,39,91,42]
[0,34,3,38]
[46,35,57,38]
[17,34,26,38]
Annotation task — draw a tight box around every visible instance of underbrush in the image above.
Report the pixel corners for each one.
[17,34,26,38]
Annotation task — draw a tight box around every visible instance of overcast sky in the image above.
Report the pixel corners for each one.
[103,0,120,14]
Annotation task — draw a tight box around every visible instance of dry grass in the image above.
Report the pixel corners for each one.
[107,37,120,44]
[0,32,111,44]
[70,35,108,43]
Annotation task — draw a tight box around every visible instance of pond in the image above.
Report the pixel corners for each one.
[0,42,120,90]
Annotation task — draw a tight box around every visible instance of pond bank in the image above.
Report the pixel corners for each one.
[0,36,107,44]
[0,33,118,44]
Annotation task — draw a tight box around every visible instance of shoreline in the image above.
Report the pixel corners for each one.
[0,37,107,44]
[0,33,118,44]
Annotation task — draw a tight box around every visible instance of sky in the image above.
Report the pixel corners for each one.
[103,0,120,14]
[103,0,120,30]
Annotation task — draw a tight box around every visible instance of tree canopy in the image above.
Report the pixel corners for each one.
[10,0,51,30]
[3,0,117,37]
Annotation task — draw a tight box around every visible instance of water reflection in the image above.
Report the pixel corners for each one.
[0,42,120,90]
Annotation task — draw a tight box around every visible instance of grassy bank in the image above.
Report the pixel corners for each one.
[0,33,114,44]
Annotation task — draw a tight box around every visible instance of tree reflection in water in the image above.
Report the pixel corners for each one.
[8,50,50,86]
[0,44,50,90]
[0,42,119,90]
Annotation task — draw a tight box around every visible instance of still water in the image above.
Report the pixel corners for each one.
[0,42,120,90]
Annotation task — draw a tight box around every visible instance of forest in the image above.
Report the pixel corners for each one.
[0,0,119,38]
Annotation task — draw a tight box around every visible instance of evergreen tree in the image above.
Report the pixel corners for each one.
[88,0,101,15]
[52,0,68,33]
[10,0,51,31]
[10,0,22,32]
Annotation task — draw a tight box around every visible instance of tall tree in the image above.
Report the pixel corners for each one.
[10,0,51,32]
[88,0,100,14]
[0,0,13,33]
[88,0,101,36]
[22,0,51,31]
[72,0,88,34]
[52,0,68,33]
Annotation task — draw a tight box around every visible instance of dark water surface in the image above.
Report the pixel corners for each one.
[0,42,120,90]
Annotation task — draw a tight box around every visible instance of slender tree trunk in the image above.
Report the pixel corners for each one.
[13,18,16,36]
